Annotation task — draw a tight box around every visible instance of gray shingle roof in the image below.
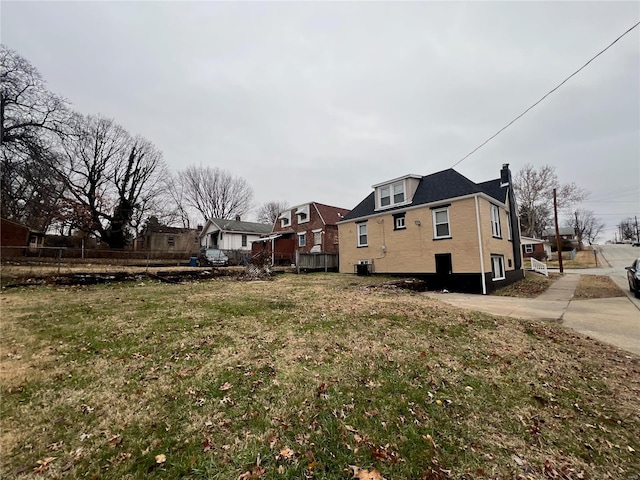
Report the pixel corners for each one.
[342,168,508,221]
[210,218,273,235]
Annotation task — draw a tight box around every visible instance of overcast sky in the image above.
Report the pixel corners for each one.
[2,1,639,239]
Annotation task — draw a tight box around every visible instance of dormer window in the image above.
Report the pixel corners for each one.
[380,181,405,207]
[296,204,310,224]
[373,175,420,211]
[279,210,291,228]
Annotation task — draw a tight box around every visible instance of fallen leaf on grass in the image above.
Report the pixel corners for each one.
[278,447,295,460]
[350,466,386,480]
[220,382,233,391]
[237,465,266,479]
[155,454,166,464]
[33,457,56,473]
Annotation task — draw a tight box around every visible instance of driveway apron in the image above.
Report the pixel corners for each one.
[424,273,640,356]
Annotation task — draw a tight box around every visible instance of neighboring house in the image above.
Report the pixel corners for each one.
[0,218,45,253]
[200,216,272,263]
[542,227,579,250]
[252,202,351,265]
[135,224,201,254]
[337,164,524,294]
[521,236,552,260]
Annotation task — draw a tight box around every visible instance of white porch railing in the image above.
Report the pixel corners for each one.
[530,257,548,276]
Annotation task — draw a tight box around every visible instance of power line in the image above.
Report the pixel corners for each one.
[451,20,640,169]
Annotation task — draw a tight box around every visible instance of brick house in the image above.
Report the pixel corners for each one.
[252,202,350,266]
[337,165,524,294]
[1,218,45,253]
[521,236,552,260]
[135,223,201,254]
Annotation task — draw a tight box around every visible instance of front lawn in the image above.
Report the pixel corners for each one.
[1,274,638,479]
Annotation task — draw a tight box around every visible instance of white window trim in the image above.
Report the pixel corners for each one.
[491,255,506,281]
[279,210,291,227]
[395,216,406,230]
[524,244,534,254]
[432,207,451,239]
[375,179,410,211]
[491,204,502,238]
[357,223,368,247]
[297,231,306,247]
[296,205,310,224]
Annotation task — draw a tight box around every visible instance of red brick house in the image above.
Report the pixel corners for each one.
[1,218,45,254]
[252,202,350,265]
[521,236,552,260]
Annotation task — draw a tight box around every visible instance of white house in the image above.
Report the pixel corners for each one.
[200,217,272,252]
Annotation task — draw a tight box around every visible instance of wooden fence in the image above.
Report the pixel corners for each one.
[296,253,339,272]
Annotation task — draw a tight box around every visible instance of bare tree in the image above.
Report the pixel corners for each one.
[513,164,587,238]
[256,200,289,225]
[565,209,605,247]
[618,218,636,241]
[180,165,254,222]
[61,114,166,248]
[1,45,69,230]
[162,172,197,228]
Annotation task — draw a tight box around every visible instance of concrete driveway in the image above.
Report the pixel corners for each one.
[424,252,640,356]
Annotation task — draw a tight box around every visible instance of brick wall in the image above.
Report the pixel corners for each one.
[338,196,517,275]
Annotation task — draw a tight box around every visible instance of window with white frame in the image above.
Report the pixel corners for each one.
[242,234,247,247]
[379,181,406,209]
[524,244,534,254]
[279,211,291,227]
[167,236,175,247]
[296,205,310,224]
[491,204,502,238]
[313,230,322,245]
[491,255,505,280]
[394,213,406,230]
[432,208,450,239]
[357,223,368,247]
[298,232,306,247]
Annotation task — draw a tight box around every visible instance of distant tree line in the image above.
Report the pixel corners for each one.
[5,46,614,249]
[1,46,286,248]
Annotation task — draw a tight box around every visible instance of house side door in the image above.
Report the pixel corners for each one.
[435,253,452,290]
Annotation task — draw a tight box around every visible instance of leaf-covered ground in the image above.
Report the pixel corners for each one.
[573,275,626,300]
[1,274,638,479]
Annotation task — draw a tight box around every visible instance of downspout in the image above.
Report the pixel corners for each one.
[475,195,487,295]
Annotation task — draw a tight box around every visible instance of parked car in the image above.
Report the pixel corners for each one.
[626,258,640,298]
[198,248,229,267]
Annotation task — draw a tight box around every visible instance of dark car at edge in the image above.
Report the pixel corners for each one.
[626,258,640,298]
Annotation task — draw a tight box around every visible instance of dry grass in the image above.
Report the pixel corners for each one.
[493,272,561,298]
[1,273,639,479]
[573,275,626,300]
[547,250,599,269]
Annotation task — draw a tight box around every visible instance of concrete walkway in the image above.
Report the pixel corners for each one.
[423,274,640,356]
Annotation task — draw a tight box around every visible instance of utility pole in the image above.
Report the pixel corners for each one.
[553,189,563,273]
[574,211,583,250]
[635,216,639,242]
